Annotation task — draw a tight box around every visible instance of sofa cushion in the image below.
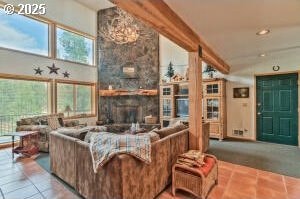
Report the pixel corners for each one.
[47,116,61,130]
[137,129,160,142]
[57,127,90,140]
[154,124,187,138]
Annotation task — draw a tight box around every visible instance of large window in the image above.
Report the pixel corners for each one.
[0,77,50,134]
[0,8,49,56]
[56,82,95,117]
[56,27,94,65]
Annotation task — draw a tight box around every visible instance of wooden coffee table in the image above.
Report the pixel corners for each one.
[6,131,39,160]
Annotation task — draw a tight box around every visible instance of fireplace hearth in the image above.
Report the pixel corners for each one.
[116,105,141,123]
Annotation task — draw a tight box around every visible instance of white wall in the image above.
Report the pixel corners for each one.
[0,0,98,124]
[159,35,188,81]
[4,0,97,36]
[223,64,300,140]
[159,34,300,141]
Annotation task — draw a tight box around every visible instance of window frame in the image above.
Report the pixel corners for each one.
[55,25,95,66]
[0,4,51,58]
[0,3,96,67]
[55,79,97,119]
[0,73,53,115]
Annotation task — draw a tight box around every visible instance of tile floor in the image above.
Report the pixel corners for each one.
[0,147,300,199]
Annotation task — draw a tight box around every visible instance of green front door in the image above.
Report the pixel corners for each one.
[256,73,298,146]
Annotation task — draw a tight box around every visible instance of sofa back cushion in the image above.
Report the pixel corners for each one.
[154,124,187,138]
[47,116,61,130]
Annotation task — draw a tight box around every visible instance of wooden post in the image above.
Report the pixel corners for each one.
[188,49,203,151]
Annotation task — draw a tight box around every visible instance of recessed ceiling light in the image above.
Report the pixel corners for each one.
[256,29,270,36]
[259,53,266,57]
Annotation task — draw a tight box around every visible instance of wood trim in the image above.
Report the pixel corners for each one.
[99,89,158,96]
[188,52,203,151]
[0,2,96,67]
[0,73,51,82]
[110,0,230,74]
[54,80,97,117]
[55,79,96,86]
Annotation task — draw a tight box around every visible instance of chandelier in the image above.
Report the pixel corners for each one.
[99,8,140,45]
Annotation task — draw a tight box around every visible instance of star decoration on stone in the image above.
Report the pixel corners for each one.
[47,63,60,74]
[63,71,70,78]
[34,67,43,75]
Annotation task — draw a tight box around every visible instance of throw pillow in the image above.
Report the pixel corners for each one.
[154,124,187,138]
[58,118,64,127]
[47,116,61,130]
[137,128,160,142]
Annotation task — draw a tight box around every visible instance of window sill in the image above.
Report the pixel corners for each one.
[64,114,96,120]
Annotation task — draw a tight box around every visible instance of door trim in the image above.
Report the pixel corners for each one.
[254,71,300,147]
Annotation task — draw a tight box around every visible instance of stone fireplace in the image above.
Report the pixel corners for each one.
[97,7,159,124]
[115,105,140,123]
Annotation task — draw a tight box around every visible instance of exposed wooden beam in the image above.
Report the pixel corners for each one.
[109,0,230,74]
[188,51,203,150]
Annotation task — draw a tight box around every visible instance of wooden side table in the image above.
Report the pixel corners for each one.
[172,154,218,199]
[6,131,39,160]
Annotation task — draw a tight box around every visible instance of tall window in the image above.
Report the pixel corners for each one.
[0,8,49,56]
[56,27,94,65]
[57,82,94,117]
[0,78,50,134]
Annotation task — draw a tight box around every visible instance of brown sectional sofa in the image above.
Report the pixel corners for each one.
[16,113,83,152]
[50,128,189,199]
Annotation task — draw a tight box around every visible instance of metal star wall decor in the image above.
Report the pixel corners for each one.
[34,67,43,75]
[63,71,70,78]
[47,64,60,74]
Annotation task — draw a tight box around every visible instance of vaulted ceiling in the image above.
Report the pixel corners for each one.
[77,0,300,70]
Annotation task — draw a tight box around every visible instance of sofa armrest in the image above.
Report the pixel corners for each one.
[75,140,123,199]
[49,132,79,188]
[16,125,52,135]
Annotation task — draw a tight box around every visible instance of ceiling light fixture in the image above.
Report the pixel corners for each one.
[99,8,140,45]
[256,29,270,36]
[259,53,266,57]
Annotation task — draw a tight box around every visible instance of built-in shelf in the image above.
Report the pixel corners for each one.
[174,94,188,97]
[99,89,158,97]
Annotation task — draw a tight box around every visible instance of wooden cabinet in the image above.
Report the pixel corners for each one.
[159,82,189,127]
[203,79,227,140]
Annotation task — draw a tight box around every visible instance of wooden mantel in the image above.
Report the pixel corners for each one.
[109,0,230,74]
[99,89,158,96]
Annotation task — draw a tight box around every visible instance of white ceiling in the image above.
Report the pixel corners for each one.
[75,0,114,11]
[76,0,300,70]
[164,0,300,70]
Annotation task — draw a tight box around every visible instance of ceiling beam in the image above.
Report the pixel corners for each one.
[109,0,230,74]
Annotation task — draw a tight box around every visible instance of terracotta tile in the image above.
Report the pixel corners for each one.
[34,177,64,192]
[0,166,20,178]
[0,179,32,194]
[256,186,288,199]
[284,176,300,187]
[26,193,45,199]
[4,185,39,199]
[226,179,256,197]
[207,186,225,199]
[286,184,300,199]
[219,161,236,170]
[234,164,258,176]
[42,188,80,199]
[0,163,19,172]
[219,167,232,178]
[230,172,257,186]
[258,170,283,182]
[222,190,255,199]
[257,177,286,193]
[218,175,230,187]
[0,171,26,186]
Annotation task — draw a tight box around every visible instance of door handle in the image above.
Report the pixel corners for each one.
[257,112,262,115]
[257,102,261,106]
